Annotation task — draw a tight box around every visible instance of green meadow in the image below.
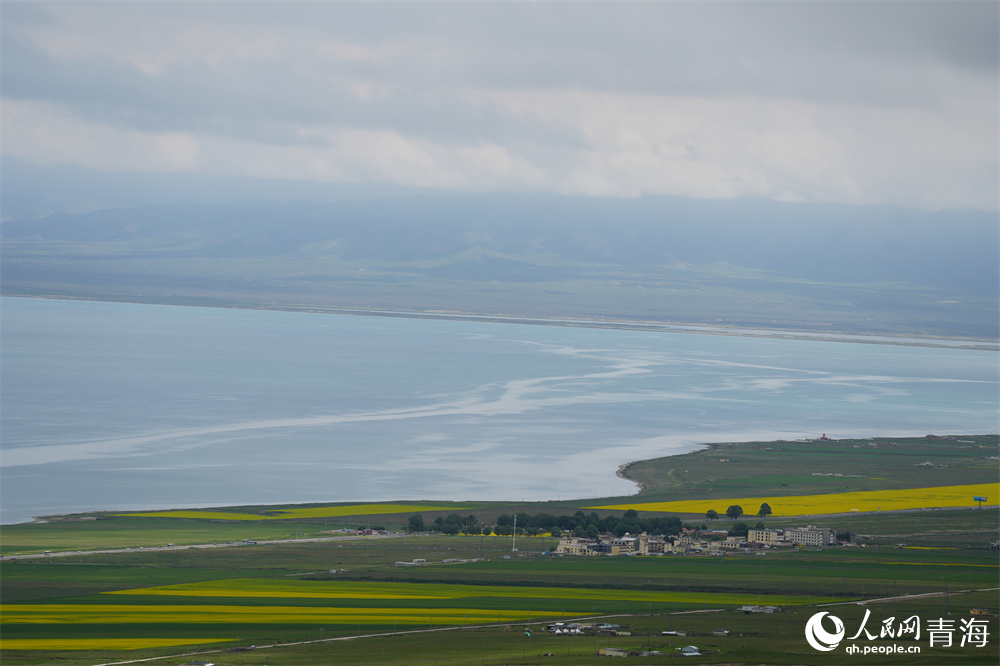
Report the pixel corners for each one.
[620,434,1000,503]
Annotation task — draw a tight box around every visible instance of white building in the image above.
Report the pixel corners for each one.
[784,525,836,546]
[748,525,835,546]
[555,537,599,556]
[610,536,636,555]
[747,529,783,545]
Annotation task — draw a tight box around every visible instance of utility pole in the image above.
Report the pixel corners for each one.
[512,515,517,551]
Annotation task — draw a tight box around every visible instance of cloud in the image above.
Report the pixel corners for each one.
[316,40,397,63]
[19,7,282,75]
[3,99,201,171]
[2,2,996,209]
[475,87,996,207]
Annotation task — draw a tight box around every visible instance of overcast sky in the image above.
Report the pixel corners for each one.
[2,2,997,211]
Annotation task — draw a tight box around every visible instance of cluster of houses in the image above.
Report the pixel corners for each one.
[546,622,623,636]
[394,556,487,567]
[554,525,836,557]
[600,646,704,658]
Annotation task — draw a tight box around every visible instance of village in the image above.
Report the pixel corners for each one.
[554,524,838,557]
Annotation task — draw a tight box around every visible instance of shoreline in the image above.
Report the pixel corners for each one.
[10,434,996,526]
[6,293,998,350]
[614,461,643,492]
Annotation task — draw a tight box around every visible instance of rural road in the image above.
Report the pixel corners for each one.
[1,532,414,561]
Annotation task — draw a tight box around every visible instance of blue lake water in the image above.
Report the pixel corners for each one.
[2,297,998,524]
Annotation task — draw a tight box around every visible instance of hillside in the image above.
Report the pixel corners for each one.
[3,194,996,339]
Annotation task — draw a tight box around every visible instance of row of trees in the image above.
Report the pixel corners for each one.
[705,503,772,521]
[407,509,686,538]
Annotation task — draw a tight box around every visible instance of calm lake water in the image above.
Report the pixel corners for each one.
[2,297,998,524]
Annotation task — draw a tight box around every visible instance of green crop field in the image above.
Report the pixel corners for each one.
[0,518,337,556]
[617,435,1000,504]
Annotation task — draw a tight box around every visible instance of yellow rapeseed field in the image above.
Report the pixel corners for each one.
[0,638,230,651]
[4,582,841,637]
[591,483,999,516]
[116,503,462,521]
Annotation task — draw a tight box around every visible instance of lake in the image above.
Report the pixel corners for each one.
[2,297,997,524]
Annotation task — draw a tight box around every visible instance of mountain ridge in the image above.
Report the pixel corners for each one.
[3,193,997,339]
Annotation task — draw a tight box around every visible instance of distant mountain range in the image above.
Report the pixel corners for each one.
[3,194,997,339]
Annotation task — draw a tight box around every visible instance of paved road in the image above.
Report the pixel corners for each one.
[1,532,414,561]
[817,586,1000,608]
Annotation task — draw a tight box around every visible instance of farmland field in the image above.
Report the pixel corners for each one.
[616,435,1000,505]
[594,483,1000,516]
[2,525,997,665]
[1,544,996,665]
[102,578,837,607]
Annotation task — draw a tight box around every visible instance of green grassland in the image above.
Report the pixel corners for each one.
[0,517,337,555]
[0,500,481,556]
[619,434,1000,502]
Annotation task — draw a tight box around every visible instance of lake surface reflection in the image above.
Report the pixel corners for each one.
[3,297,997,524]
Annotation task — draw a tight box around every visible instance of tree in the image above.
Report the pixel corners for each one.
[623,509,639,519]
[408,514,425,533]
[706,510,719,521]
[728,521,749,538]
[726,505,744,520]
[496,514,513,527]
[758,503,772,518]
